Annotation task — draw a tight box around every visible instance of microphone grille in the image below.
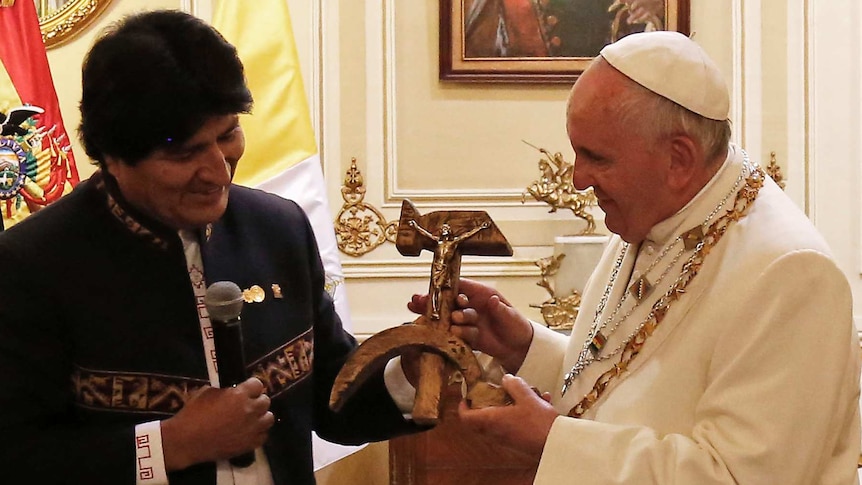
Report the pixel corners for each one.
[205,281,244,322]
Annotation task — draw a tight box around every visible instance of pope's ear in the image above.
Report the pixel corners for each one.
[666,135,701,192]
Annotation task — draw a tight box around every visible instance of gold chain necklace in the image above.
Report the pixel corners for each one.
[582,166,746,364]
[564,162,765,417]
[562,160,748,394]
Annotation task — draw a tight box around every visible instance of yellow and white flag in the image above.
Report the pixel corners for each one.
[212,0,361,470]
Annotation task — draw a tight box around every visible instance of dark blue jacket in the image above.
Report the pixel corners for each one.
[0,172,418,484]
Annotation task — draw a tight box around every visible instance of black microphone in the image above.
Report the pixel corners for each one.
[204,281,255,468]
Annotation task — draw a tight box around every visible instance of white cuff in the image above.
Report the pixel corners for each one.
[135,421,168,484]
[517,320,568,388]
[384,357,416,415]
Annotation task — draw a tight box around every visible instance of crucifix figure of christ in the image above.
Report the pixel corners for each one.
[396,199,512,330]
[408,219,490,320]
[329,199,514,425]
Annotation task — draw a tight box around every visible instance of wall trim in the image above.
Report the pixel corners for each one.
[731,0,763,156]
[784,0,809,212]
[319,0,343,204]
[181,0,212,21]
[343,258,541,279]
[383,0,398,203]
[365,0,387,211]
[379,1,558,206]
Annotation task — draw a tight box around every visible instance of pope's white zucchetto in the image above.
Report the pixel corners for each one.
[600,31,730,121]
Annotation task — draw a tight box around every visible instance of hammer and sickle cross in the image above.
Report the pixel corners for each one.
[329,199,514,425]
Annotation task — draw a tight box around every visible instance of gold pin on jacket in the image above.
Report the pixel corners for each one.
[243,285,265,303]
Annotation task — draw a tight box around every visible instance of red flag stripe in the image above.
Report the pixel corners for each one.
[0,0,79,180]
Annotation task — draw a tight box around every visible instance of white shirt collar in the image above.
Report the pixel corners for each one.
[644,144,744,246]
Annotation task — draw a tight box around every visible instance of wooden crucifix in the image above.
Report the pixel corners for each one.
[394,199,512,423]
[329,199,513,426]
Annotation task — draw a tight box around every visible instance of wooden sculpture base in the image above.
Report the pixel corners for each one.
[389,383,539,485]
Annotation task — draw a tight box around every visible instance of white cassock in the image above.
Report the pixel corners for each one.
[519,144,861,484]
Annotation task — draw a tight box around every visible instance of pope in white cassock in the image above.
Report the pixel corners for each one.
[388,30,862,484]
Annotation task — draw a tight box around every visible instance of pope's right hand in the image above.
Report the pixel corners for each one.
[408,278,534,374]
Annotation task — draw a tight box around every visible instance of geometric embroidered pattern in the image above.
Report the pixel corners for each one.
[250,329,314,399]
[70,330,315,413]
[71,366,209,415]
[97,176,169,250]
[136,434,154,480]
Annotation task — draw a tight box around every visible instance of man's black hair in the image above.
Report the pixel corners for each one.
[79,9,253,167]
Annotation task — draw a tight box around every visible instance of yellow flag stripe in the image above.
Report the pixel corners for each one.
[212,0,317,188]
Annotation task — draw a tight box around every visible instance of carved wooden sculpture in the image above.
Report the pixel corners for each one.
[329,199,514,425]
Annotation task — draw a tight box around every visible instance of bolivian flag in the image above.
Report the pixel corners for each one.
[211,1,361,469]
[0,0,79,230]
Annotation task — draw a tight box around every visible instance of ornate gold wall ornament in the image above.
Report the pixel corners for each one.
[522,141,598,235]
[523,142,599,330]
[38,0,113,49]
[334,158,397,256]
[529,253,581,331]
[766,151,786,190]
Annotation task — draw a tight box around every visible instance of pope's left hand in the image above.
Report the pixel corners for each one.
[457,374,557,459]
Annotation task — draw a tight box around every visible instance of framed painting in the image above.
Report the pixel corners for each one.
[440,0,691,83]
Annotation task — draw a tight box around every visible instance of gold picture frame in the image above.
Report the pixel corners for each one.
[37,0,113,48]
[440,0,691,83]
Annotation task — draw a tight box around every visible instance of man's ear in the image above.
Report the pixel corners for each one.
[666,135,702,192]
[102,155,122,179]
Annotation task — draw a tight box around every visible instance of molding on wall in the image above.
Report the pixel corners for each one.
[383,0,398,204]
[343,258,541,279]
[181,0,212,21]
[378,1,565,208]
[730,0,743,147]
[313,2,324,141]
[319,0,343,202]
[784,0,809,213]
[386,188,550,204]
[807,0,862,322]
[856,0,862,278]
[808,0,823,229]
[857,0,862,278]
[365,0,387,211]
[731,0,762,156]
[808,0,861,244]
[377,190,583,208]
